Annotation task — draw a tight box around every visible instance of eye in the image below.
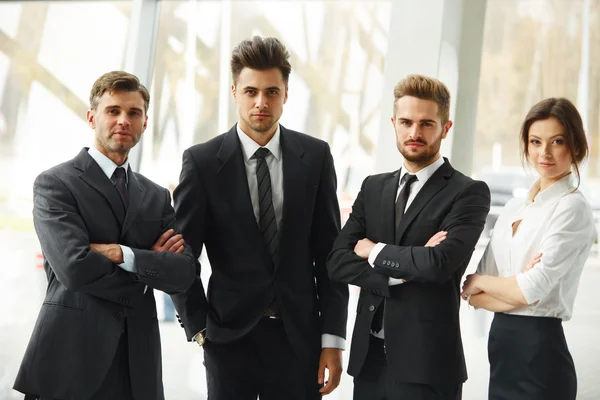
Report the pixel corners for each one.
[268,90,278,95]
[245,89,256,96]
[401,120,411,126]
[107,109,119,115]
[423,122,432,127]
[553,139,564,145]
[529,139,540,145]
[129,111,141,117]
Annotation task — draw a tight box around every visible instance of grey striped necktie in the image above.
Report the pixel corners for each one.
[253,147,278,267]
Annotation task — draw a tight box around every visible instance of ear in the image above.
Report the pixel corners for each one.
[231,84,237,101]
[141,114,148,133]
[86,109,95,129]
[283,85,289,104]
[390,116,395,126]
[441,120,453,139]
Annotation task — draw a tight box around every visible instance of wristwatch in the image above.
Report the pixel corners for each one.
[193,331,205,347]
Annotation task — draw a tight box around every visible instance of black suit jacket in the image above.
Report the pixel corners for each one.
[172,125,349,371]
[14,148,196,400]
[327,159,490,386]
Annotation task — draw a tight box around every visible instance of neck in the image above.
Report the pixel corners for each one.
[239,122,277,147]
[94,143,128,166]
[404,153,441,174]
[539,171,571,191]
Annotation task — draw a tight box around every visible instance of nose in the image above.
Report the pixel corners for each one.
[540,144,551,159]
[117,114,131,127]
[407,124,421,140]
[255,93,268,109]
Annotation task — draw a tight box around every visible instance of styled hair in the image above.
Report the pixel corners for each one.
[89,71,150,113]
[393,74,451,123]
[520,97,588,183]
[230,36,291,85]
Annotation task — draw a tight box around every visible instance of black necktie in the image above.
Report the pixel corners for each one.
[112,167,129,209]
[372,173,418,334]
[395,173,418,230]
[253,148,278,267]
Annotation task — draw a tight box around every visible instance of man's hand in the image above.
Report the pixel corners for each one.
[354,238,376,259]
[90,243,124,264]
[523,252,542,272]
[461,273,483,299]
[425,231,447,247]
[318,348,343,396]
[152,229,185,253]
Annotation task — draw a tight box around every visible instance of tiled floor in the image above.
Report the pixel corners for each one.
[1,232,599,399]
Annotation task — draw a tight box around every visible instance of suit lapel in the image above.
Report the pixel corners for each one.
[75,148,126,224]
[278,127,308,273]
[395,159,453,244]
[121,167,145,238]
[382,171,400,244]
[216,126,271,267]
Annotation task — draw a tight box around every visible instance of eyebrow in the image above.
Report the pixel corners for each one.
[529,134,565,139]
[105,105,143,113]
[397,117,437,124]
[243,86,281,91]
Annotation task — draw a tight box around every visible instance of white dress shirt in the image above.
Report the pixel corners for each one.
[368,156,445,338]
[236,124,345,350]
[477,173,596,321]
[87,146,136,273]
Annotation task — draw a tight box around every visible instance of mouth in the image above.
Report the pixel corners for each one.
[539,162,555,168]
[405,141,425,148]
[252,113,271,118]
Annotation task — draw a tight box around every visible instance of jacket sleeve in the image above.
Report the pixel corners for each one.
[327,176,391,297]
[170,149,210,340]
[373,180,491,283]
[33,172,145,307]
[311,144,349,338]
[130,188,196,294]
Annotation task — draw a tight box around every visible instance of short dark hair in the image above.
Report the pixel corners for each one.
[89,71,150,113]
[393,74,451,123]
[230,36,291,85]
[520,97,588,183]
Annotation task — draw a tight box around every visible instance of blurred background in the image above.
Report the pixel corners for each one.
[1,0,599,398]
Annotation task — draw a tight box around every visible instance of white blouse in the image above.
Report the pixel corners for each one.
[477,174,596,321]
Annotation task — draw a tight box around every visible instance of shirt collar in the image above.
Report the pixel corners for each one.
[88,146,129,183]
[400,156,445,187]
[236,123,282,162]
[528,173,576,204]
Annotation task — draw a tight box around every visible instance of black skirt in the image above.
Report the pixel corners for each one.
[488,313,576,400]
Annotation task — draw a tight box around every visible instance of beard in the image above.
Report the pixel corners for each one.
[398,135,442,165]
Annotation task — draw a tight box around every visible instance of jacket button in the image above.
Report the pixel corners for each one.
[369,305,375,312]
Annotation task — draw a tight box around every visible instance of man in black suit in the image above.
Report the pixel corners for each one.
[172,36,349,399]
[327,74,491,400]
[13,71,196,400]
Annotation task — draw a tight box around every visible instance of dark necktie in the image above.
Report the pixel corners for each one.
[372,172,418,334]
[253,148,278,267]
[112,167,129,209]
[395,173,418,230]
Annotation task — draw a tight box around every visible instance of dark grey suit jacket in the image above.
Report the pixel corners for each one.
[13,148,196,400]
[327,159,491,386]
[171,125,349,373]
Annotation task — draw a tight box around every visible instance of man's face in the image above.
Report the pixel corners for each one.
[86,90,147,157]
[391,96,452,168]
[232,67,288,138]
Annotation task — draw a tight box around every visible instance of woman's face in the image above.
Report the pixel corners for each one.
[527,117,573,187]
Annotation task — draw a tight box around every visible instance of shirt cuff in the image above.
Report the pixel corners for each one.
[321,334,345,350]
[368,243,386,267]
[388,277,405,286]
[118,245,136,273]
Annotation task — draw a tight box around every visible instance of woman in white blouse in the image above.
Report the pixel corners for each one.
[461,97,596,400]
